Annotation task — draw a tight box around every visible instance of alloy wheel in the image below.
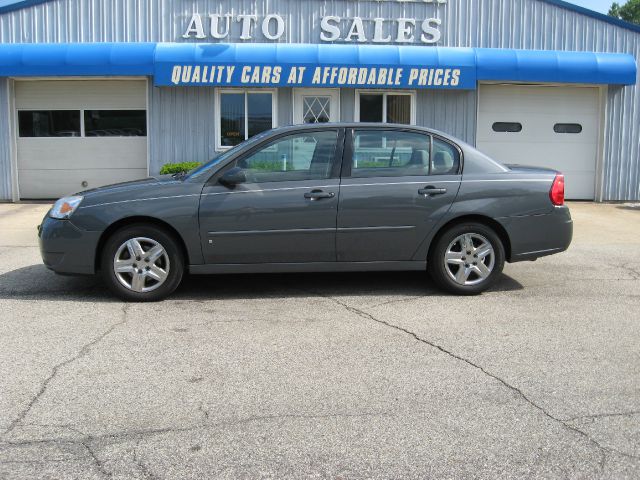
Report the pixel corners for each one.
[444,233,495,286]
[113,237,171,293]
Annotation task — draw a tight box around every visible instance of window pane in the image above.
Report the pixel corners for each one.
[220,93,246,147]
[237,130,338,183]
[84,110,146,137]
[247,93,273,138]
[554,123,582,134]
[303,96,331,124]
[492,122,522,133]
[431,138,460,175]
[18,110,80,137]
[352,130,430,178]
[359,94,384,122]
[386,95,411,124]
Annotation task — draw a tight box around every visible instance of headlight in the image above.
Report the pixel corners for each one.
[50,196,84,219]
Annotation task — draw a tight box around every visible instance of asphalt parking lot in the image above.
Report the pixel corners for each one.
[0,202,638,479]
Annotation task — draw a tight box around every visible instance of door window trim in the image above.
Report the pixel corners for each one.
[354,90,417,125]
[341,127,463,179]
[215,88,278,152]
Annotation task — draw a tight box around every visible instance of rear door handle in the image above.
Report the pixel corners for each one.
[419,186,448,197]
[304,189,335,200]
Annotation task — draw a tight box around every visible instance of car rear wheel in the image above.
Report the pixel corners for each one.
[428,223,505,295]
[101,225,184,302]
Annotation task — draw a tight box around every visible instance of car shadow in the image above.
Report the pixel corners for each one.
[0,264,524,303]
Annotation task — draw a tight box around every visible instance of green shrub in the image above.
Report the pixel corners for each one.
[159,162,202,175]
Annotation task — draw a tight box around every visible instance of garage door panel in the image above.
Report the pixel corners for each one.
[15,81,146,110]
[477,84,600,200]
[17,138,147,170]
[477,116,599,143]
[15,80,148,199]
[18,169,149,199]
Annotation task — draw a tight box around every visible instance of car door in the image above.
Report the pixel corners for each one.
[199,128,343,264]
[337,128,462,262]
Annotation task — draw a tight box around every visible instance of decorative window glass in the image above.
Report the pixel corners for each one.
[303,96,332,124]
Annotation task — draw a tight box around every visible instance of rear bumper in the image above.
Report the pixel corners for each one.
[38,215,101,275]
[502,206,573,262]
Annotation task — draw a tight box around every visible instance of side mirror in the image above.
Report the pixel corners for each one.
[219,167,246,187]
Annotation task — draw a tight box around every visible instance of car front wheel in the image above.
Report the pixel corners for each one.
[101,225,184,302]
[428,223,505,295]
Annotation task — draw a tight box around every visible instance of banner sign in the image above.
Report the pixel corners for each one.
[153,63,476,89]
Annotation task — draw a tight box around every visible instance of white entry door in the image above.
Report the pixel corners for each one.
[476,84,601,200]
[293,89,340,124]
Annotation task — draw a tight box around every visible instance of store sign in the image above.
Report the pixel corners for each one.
[181,0,447,44]
[154,63,475,89]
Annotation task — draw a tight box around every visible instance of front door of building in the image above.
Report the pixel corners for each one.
[293,88,340,125]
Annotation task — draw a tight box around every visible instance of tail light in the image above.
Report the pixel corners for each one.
[550,174,565,206]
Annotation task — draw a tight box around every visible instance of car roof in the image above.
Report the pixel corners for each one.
[272,122,456,141]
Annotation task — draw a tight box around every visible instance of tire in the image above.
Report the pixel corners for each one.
[428,222,505,295]
[101,224,184,302]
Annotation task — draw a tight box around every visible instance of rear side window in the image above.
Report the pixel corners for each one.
[351,130,431,178]
[431,139,461,176]
[492,122,522,133]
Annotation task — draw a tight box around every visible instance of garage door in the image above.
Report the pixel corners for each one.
[477,84,601,200]
[15,80,148,199]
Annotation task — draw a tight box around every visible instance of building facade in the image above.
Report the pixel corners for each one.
[0,0,638,201]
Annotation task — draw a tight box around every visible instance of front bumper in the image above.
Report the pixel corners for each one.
[38,215,101,275]
[502,206,573,262]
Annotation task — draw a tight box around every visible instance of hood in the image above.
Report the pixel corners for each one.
[76,175,178,198]
[75,174,196,209]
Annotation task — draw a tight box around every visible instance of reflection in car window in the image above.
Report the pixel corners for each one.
[235,130,338,183]
[351,130,430,178]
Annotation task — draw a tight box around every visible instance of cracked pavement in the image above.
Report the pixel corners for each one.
[0,202,638,479]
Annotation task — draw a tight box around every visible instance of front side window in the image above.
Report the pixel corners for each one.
[236,130,338,183]
[18,110,81,137]
[220,91,274,148]
[351,130,430,178]
[84,110,147,137]
[358,92,413,125]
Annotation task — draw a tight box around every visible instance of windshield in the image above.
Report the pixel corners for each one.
[186,130,274,182]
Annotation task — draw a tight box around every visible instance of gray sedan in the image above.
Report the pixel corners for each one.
[38,124,572,301]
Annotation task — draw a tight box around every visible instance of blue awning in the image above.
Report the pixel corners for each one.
[0,42,636,89]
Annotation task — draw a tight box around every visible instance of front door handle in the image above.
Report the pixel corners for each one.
[304,189,335,201]
[419,186,447,197]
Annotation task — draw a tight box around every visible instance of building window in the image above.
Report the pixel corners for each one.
[356,91,415,125]
[18,110,81,137]
[84,110,147,137]
[218,90,276,149]
[492,122,523,133]
[554,123,583,134]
